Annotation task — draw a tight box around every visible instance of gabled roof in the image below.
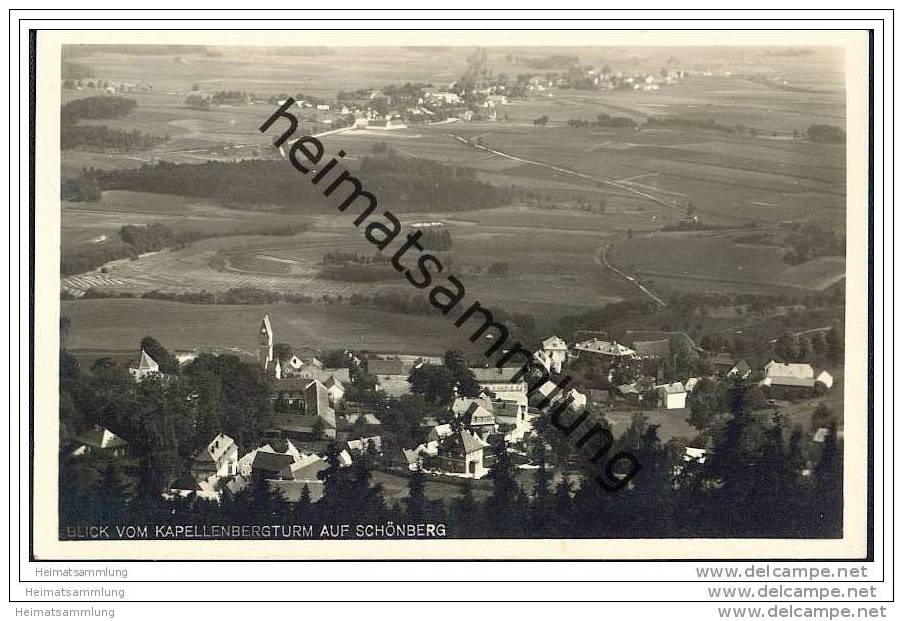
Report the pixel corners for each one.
[765,360,814,380]
[541,335,568,351]
[133,350,159,371]
[427,424,454,443]
[617,383,639,395]
[574,338,636,357]
[441,430,489,454]
[470,366,524,383]
[452,396,493,416]
[251,451,295,475]
[656,382,687,395]
[535,381,561,398]
[709,352,736,367]
[74,425,127,449]
[463,401,495,426]
[193,433,235,463]
[272,377,317,392]
[347,436,382,453]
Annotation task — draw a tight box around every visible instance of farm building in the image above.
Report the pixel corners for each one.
[761,361,833,395]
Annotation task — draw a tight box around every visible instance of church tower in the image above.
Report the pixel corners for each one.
[258,314,274,371]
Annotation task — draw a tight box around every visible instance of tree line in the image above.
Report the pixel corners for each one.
[60,96,167,152]
[61,384,843,539]
[566,113,637,129]
[89,156,520,213]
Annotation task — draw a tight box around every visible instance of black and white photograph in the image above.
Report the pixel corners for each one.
[28,26,874,561]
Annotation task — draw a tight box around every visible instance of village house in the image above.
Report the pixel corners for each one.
[708,352,738,376]
[368,358,415,397]
[250,450,296,480]
[189,432,239,482]
[539,335,569,373]
[267,378,337,440]
[270,453,329,502]
[727,360,753,380]
[684,377,701,393]
[424,423,454,455]
[470,366,525,387]
[615,383,642,406]
[572,338,637,362]
[129,349,160,382]
[568,388,588,411]
[70,425,128,457]
[534,350,554,374]
[238,440,301,477]
[435,430,491,478]
[346,436,382,455]
[460,400,497,439]
[656,382,688,409]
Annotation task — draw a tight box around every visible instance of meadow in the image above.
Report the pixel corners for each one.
[61,297,500,358]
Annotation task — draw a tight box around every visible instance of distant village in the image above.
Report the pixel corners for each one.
[69,311,838,512]
[63,59,691,130]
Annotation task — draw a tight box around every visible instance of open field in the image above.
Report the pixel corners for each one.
[60,45,847,353]
[63,196,638,317]
[61,190,311,252]
[607,229,846,295]
[62,298,499,357]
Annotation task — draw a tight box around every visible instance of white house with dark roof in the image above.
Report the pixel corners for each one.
[436,430,490,478]
[540,335,569,373]
[190,432,239,481]
[656,382,687,409]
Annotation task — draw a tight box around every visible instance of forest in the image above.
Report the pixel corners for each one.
[89,154,518,213]
[60,95,167,151]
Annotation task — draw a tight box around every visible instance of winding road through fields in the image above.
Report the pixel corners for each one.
[596,243,667,308]
[445,132,687,216]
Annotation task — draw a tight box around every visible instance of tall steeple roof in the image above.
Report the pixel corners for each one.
[136,349,159,370]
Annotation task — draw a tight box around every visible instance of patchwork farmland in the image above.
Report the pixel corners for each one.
[59,44,847,354]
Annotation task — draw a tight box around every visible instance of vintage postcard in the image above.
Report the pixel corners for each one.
[31,29,872,560]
